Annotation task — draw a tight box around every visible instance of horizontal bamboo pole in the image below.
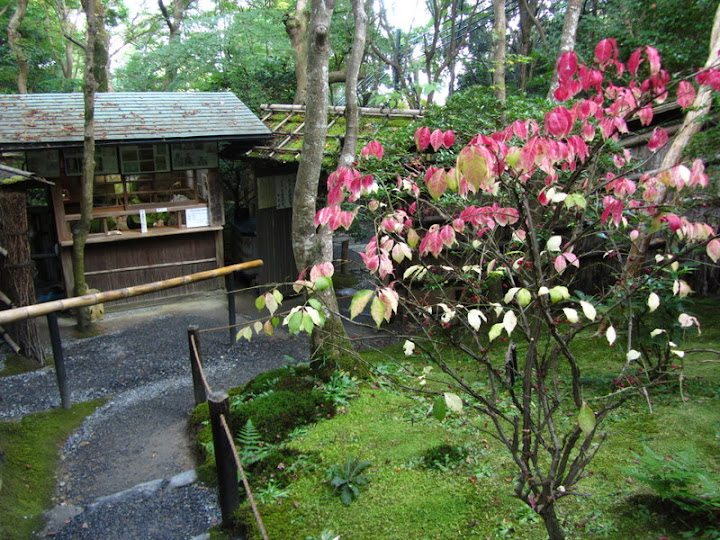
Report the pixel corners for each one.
[0,259,263,325]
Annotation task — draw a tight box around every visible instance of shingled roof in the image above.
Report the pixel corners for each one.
[250,104,423,162]
[0,92,272,150]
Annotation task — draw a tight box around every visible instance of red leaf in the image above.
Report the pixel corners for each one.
[646,46,661,75]
[545,106,574,138]
[648,127,669,152]
[556,51,577,82]
[414,126,431,151]
[594,38,617,66]
[677,81,696,108]
[429,129,444,151]
[443,130,456,148]
[628,48,642,76]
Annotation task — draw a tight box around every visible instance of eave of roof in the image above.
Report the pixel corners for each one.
[0,164,54,187]
[0,92,272,151]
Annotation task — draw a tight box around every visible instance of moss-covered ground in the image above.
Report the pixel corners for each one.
[200,299,720,540]
[0,399,103,540]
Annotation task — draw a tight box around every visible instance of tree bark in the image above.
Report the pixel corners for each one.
[547,0,583,100]
[94,0,110,92]
[492,0,507,106]
[73,0,99,331]
[540,505,566,540]
[0,191,46,364]
[625,2,720,278]
[285,0,310,104]
[291,0,360,372]
[8,0,30,94]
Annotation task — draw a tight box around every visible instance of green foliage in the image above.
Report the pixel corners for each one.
[321,371,359,406]
[420,443,469,471]
[326,456,372,505]
[626,445,720,515]
[236,419,275,466]
[0,399,103,540]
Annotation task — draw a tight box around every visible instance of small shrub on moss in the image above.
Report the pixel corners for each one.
[232,389,336,442]
[421,444,470,471]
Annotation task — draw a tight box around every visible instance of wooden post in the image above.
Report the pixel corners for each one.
[208,391,239,527]
[340,239,349,275]
[187,325,206,406]
[47,312,70,409]
[226,272,236,346]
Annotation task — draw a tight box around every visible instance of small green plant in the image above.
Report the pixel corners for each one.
[236,419,274,466]
[322,371,359,406]
[255,479,290,504]
[326,456,372,506]
[626,445,720,515]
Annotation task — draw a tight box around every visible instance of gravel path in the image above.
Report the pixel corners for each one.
[0,295,310,539]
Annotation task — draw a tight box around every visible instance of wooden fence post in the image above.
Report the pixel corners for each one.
[340,240,349,275]
[208,391,239,527]
[226,272,236,346]
[47,312,70,409]
[187,325,206,406]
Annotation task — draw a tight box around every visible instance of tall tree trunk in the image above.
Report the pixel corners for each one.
[338,0,368,169]
[492,0,507,106]
[286,0,310,104]
[8,0,30,94]
[0,191,46,364]
[74,0,98,331]
[518,0,544,91]
[625,2,720,278]
[547,0,583,100]
[292,0,359,373]
[94,0,110,92]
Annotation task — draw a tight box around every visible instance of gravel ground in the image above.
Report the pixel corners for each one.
[0,294,309,539]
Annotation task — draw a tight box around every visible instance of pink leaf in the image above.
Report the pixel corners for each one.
[443,130,456,148]
[414,126,431,151]
[439,225,456,247]
[594,38,617,66]
[646,46,661,75]
[426,168,447,200]
[554,254,567,274]
[545,106,574,138]
[689,159,708,188]
[627,48,642,76]
[648,127,669,152]
[677,80,696,108]
[556,51,578,82]
[637,106,654,126]
[707,238,720,263]
[430,129,444,151]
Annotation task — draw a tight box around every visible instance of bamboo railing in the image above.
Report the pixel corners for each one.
[0,259,263,325]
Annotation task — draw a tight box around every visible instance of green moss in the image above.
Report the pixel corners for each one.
[232,389,335,442]
[0,353,51,377]
[0,399,104,540]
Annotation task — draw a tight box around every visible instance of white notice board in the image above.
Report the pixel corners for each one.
[185,207,209,228]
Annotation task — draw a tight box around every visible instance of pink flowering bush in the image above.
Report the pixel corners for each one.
[305,39,720,539]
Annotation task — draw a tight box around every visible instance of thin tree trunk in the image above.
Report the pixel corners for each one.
[74,0,98,331]
[8,0,29,94]
[94,0,110,92]
[492,0,507,106]
[547,0,583,100]
[286,0,310,104]
[626,2,720,278]
[540,505,566,540]
[0,191,46,364]
[292,0,359,372]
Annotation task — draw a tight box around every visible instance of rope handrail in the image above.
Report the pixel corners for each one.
[189,332,212,396]
[219,414,270,540]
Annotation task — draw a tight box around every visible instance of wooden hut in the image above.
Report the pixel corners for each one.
[0,92,271,306]
[233,104,423,285]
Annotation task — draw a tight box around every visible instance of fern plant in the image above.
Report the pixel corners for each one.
[235,419,274,465]
[326,456,372,505]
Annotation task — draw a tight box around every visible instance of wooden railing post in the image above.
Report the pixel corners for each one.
[47,312,70,409]
[208,391,239,527]
[187,325,206,405]
[226,272,236,346]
